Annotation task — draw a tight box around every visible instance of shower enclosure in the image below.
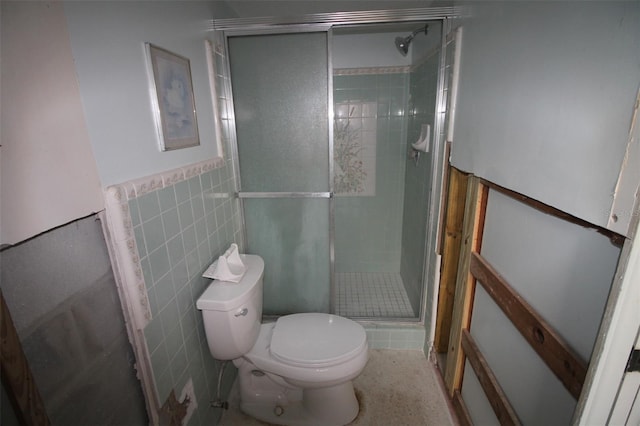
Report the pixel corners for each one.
[215,11,453,323]
[332,22,443,320]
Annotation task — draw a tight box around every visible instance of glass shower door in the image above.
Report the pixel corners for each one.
[228,31,331,315]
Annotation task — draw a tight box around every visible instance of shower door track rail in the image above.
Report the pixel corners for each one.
[210,7,466,30]
[237,192,332,199]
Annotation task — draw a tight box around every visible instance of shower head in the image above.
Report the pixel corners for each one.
[394,36,411,56]
[395,24,429,56]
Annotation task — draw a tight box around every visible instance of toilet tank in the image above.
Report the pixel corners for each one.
[196,254,264,360]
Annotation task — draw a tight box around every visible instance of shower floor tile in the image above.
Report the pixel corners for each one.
[335,272,415,318]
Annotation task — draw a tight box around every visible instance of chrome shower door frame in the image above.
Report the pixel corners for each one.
[211,6,461,323]
[219,25,336,313]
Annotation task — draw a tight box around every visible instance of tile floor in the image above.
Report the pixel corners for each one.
[219,349,456,426]
[335,272,415,318]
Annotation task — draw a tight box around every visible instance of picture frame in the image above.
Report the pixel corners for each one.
[145,43,200,151]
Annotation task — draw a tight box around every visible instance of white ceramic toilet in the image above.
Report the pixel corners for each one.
[196,254,368,426]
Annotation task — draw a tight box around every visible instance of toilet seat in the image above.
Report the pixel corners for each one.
[243,315,368,388]
[271,313,367,368]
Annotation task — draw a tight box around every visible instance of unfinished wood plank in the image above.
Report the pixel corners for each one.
[0,290,50,425]
[436,141,453,255]
[444,178,489,395]
[461,329,521,426]
[452,390,473,426]
[608,87,640,237]
[480,179,624,247]
[470,252,588,399]
[435,167,469,353]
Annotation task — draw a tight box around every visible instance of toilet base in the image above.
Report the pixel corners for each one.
[237,361,359,426]
[240,382,359,426]
[303,382,360,424]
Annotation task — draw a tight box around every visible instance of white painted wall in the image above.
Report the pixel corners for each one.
[0,2,104,246]
[451,2,640,229]
[332,22,442,70]
[411,21,441,64]
[63,1,237,187]
[576,218,640,424]
[461,360,500,425]
[332,32,411,69]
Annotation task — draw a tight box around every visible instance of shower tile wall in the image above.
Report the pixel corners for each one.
[333,70,417,319]
[130,162,242,425]
[333,72,409,273]
[400,49,441,316]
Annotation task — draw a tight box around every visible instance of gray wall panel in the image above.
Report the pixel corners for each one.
[0,215,147,425]
[451,2,640,227]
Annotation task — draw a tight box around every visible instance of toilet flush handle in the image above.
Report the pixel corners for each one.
[235,308,249,317]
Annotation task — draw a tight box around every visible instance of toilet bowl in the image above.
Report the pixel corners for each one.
[196,254,368,426]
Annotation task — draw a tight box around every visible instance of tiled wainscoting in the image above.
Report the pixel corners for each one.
[104,158,243,425]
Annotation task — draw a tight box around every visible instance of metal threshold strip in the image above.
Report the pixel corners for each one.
[237,192,332,199]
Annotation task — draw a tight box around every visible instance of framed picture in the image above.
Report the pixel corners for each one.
[145,43,200,151]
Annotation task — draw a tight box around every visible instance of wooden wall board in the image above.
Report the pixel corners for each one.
[0,291,50,425]
[470,252,588,400]
[444,177,488,394]
[442,173,625,423]
[437,141,454,256]
[452,390,473,426]
[435,166,469,352]
[608,87,640,237]
[461,329,521,426]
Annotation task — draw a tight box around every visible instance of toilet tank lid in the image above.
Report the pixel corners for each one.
[196,255,263,311]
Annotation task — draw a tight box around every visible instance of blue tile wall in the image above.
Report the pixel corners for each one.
[333,72,409,273]
[400,50,441,316]
[130,161,242,425]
